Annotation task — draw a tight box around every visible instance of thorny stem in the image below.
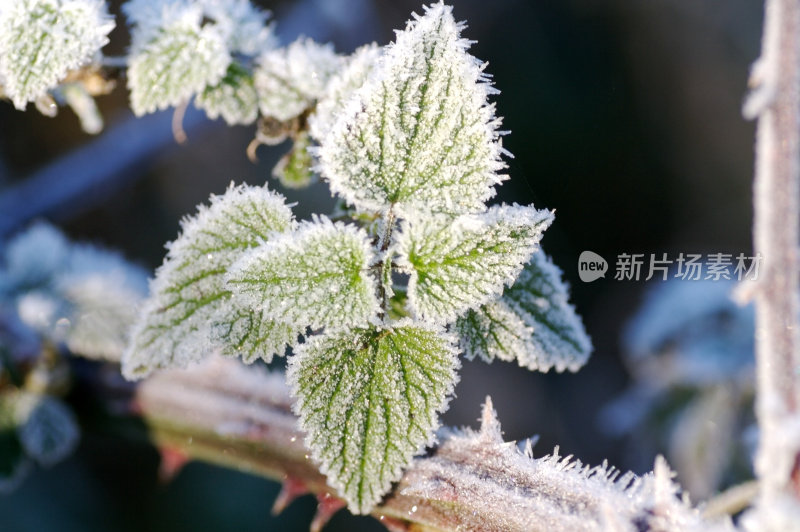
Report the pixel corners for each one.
[747,0,800,509]
[131,358,712,532]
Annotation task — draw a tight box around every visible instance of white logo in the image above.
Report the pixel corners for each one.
[578,251,608,282]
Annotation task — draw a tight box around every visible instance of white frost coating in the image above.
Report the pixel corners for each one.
[125,0,275,116]
[254,37,343,122]
[396,204,553,324]
[59,273,143,361]
[3,223,150,361]
[122,184,299,379]
[227,218,379,331]
[457,299,530,364]
[498,251,592,372]
[309,43,381,142]
[199,0,275,56]
[288,320,460,514]
[127,12,230,116]
[15,394,79,468]
[124,0,274,55]
[0,0,114,110]
[398,397,733,532]
[195,63,259,125]
[318,2,508,216]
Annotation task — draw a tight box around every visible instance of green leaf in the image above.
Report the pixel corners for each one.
[195,62,259,126]
[122,184,298,379]
[318,3,507,215]
[227,219,379,331]
[396,204,553,323]
[458,251,592,372]
[0,0,114,110]
[128,21,230,116]
[288,321,459,513]
[272,130,315,189]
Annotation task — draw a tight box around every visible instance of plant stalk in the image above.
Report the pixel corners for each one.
[747,0,800,508]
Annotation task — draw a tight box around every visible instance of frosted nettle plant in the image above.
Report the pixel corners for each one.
[0,0,114,111]
[121,2,591,513]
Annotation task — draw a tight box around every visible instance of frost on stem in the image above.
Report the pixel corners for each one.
[318,2,508,216]
[396,397,733,532]
[395,204,553,324]
[288,321,459,514]
[122,184,299,379]
[0,0,114,110]
[227,219,379,332]
[457,251,591,373]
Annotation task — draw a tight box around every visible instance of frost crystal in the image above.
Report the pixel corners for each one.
[227,219,379,331]
[309,43,381,142]
[318,3,507,215]
[122,184,297,379]
[254,37,342,122]
[398,397,733,532]
[195,62,259,125]
[396,205,554,323]
[288,320,459,513]
[0,0,114,110]
[458,251,592,372]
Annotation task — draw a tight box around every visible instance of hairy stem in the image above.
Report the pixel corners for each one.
[747,0,800,509]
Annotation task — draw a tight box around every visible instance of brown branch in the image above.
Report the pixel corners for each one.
[134,357,728,532]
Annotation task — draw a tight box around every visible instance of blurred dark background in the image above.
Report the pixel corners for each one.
[0,0,763,530]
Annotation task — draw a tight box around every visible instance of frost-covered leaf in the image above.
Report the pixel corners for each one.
[458,251,592,372]
[59,274,142,361]
[288,321,459,513]
[123,184,297,379]
[272,131,314,189]
[397,205,553,323]
[195,62,259,125]
[199,0,275,56]
[124,0,275,56]
[127,12,230,116]
[15,394,78,467]
[2,222,150,361]
[318,3,507,215]
[0,0,114,110]
[227,219,379,331]
[254,37,342,122]
[456,300,530,364]
[309,43,381,142]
